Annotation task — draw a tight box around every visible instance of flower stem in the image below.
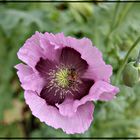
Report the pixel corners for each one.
[114,3,133,30]
[104,3,120,45]
[134,50,140,67]
[105,3,133,47]
[115,36,140,85]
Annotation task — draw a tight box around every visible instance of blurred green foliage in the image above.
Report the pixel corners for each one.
[0,1,140,138]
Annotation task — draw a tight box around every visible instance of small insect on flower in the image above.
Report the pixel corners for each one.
[15,32,119,134]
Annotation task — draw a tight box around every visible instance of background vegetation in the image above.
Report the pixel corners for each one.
[0,1,140,137]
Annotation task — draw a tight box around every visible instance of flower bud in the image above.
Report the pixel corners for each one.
[122,62,140,87]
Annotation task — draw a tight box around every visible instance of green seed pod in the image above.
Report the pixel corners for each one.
[122,62,140,87]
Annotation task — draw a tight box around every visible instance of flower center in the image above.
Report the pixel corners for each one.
[55,68,69,88]
[35,47,94,105]
[55,67,78,88]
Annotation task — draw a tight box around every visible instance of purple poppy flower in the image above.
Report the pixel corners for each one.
[15,32,119,134]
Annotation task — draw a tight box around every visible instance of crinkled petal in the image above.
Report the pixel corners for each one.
[39,35,61,62]
[44,32,67,48]
[15,63,33,80]
[82,64,112,82]
[89,81,119,101]
[56,98,77,117]
[25,90,94,134]
[17,32,45,69]
[57,81,119,117]
[15,64,44,93]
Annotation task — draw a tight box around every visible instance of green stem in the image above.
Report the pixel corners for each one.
[104,3,120,45]
[110,3,120,31]
[115,36,140,85]
[114,3,133,29]
[105,3,133,47]
[134,50,140,67]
